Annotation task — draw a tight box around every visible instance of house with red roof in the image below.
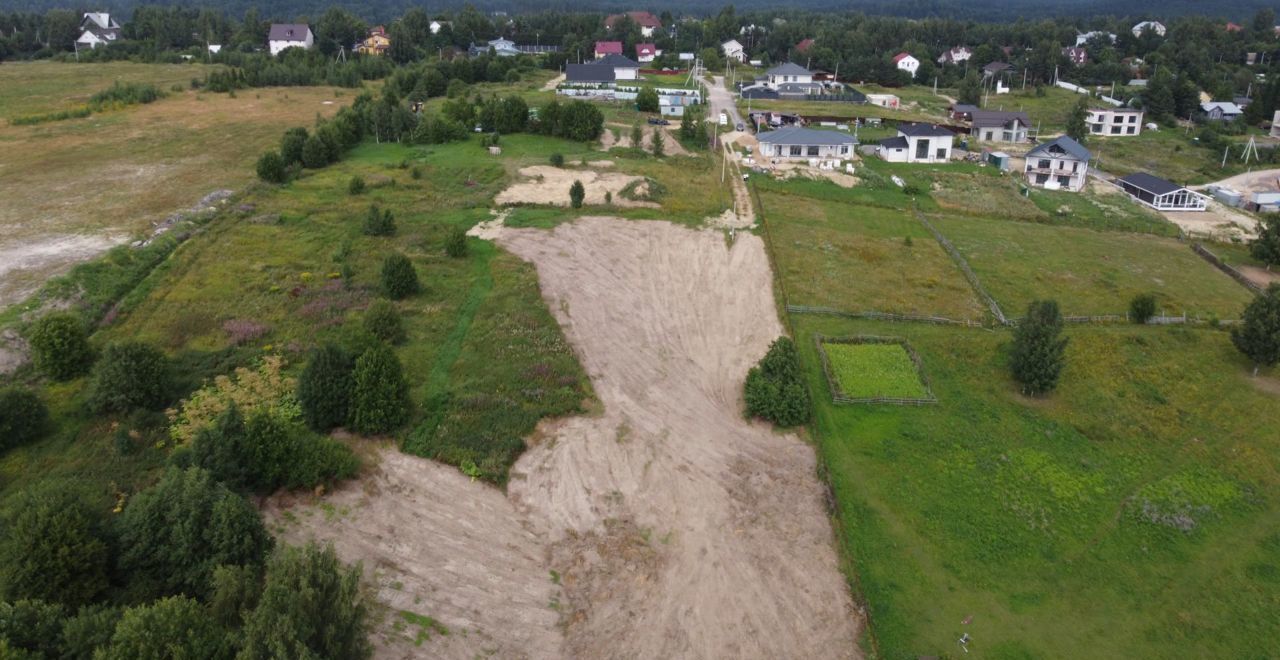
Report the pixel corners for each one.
[892,52,920,78]
[1226,22,1244,32]
[635,43,661,63]
[595,41,623,58]
[795,38,814,54]
[604,11,663,37]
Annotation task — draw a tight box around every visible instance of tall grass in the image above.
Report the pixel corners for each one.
[9,81,166,126]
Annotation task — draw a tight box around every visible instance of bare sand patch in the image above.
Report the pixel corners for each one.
[1238,264,1280,288]
[1161,204,1259,241]
[495,165,659,208]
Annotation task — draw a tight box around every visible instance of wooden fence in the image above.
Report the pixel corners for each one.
[912,208,1010,325]
[815,334,939,406]
[1191,243,1264,295]
[788,305,985,328]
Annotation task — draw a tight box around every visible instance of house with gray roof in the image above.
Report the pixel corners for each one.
[565,63,616,85]
[76,13,122,49]
[757,126,857,161]
[877,122,953,163]
[1118,173,1208,211]
[268,23,313,55]
[1201,101,1244,122]
[595,53,641,80]
[1024,136,1091,192]
[971,110,1032,143]
[765,62,813,88]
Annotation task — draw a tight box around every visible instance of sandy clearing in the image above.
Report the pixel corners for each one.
[541,73,566,91]
[0,233,126,308]
[1203,168,1280,194]
[1161,204,1259,241]
[1238,264,1280,288]
[498,217,859,659]
[495,165,659,208]
[265,449,563,660]
[598,121,690,156]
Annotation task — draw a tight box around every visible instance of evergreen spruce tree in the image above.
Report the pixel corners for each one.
[380,253,420,300]
[1231,284,1280,376]
[349,345,410,435]
[1009,300,1068,395]
[298,344,356,431]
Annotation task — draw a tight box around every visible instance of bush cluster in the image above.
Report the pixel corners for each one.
[363,301,406,344]
[361,205,396,236]
[0,388,49,451]
[744,337,810,427]
[26,313,93,381]
[445,227,468,258]
[86,342,170,414]
[380,253,420,300]
[297,343,411,436]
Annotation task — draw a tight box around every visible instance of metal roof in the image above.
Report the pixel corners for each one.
[1027,135,1091,161]
[971,110,1030,128]
[766,62,811,76]
[566,64,615,83]
[269,24,310,41]
[596,53,640,68]
[1119,172,1184,196]
[898,122,954,138]
[878,136,909,149]
[757,126,857,146]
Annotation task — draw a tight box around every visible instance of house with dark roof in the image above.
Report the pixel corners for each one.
[877,122,954,163]
[1024,136,1091,191]
[949,103,979,121]
[605,11,663,37]
[594,41,623,58]
[766,62,813,88]
[982,61,1013,77]
[565,63,616,85]
[269,23,313,55]
[595,53,641,80]
[757,126,857,160]
[971,110,1032,143]
[1117,173,1208,211]
[76,13,122,49]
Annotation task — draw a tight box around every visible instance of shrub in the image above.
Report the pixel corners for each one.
[347,175,365,195]
[380,253,420,300]
[117,466,272,600]
[1251,214,1280,266]
[363,301,405,344]
[301,134,329,169]
[445,227,468,258]
[549,152,564,167]
[1010,300,1068,395]
[636,87,659,113]
[411,165,423,179]
[86,342,169,413]
[569,180,585,209]
[361,204,395,236]
[902,184,923,196]
[256,151,286,183]
[280,127,308,165]
[100,596,229,660]
[0,486,109,608]
[744,337,810,427]
[0,599,66,658]
[1130,293,1158,324]
[60,604,122,660]
[1231,283,1280,375]
[298,345,355,431]
[26,313,92,380]
[0,388,49,450]
[168,355,298,445]
[349,345,410,435]
[651,126,665,157]
[186,406,358,493]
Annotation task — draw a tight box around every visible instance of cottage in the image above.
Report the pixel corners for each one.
[268,24,313,55]
[1062,46,1088,66]
[635,43,660,63]
[982,61,1013,78]
[866,93,900,109]
[76,13,122,49]
[1087,107,1144,136]
[1075,31,1116,46]
[971,110,1031,143]
[1201,101,1244,122]
[758,126,857,160]
[765,62,813,88]
[877,123,953,163]
[605,11,662,38]
[937,46,972,65]
[565,64,615,85]
[1024,136,1090,192]
[948,103,979,121]
[892,52,919,78]
[355,26,390,56]
[1132,21,1167,37]
[595,54,641,80]
[722,39,747,63]
[595,41,623,58]
[1118,173,1208,211]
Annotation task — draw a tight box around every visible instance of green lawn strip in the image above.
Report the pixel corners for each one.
[1025,186,1181,237]
[822,341,928,399]
[792,314,1279,658]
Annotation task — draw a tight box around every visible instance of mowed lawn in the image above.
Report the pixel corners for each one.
[795,315,1280,659]
[105,138,598,483]
[758,187,985,320]
[932,213,1257,318]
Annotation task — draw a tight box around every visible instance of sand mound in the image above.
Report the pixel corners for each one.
[495,165,658,208]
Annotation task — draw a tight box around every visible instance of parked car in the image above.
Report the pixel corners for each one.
[718,112,728,126]
[647,117,671,125]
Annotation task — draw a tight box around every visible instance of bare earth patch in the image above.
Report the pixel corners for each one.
[1237,264,1280,288]
[275,216,861,659]
[1161,204,1259,242]
[495,165,659,208]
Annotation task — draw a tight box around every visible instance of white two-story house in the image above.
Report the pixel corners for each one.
[1024,136,1091,192]
[877,122,954,163]
[268,23,313,55]
[1086,107,1144,136]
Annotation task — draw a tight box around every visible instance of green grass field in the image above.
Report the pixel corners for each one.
[822,340,929,399]
[0,60,218,120]
[932,213,1256,318]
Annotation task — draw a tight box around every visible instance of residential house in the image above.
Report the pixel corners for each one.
[722,39,747,63]
[595,53,641,80]
[1075,31,1116,46]
[76,12,121,49]
[757,126,857,161]
[982,61,1013,78]
[1062,46,1088,66]
[1086,107,1144,136]
[429,20,450,35]
[564,63,616,85]
[605,11,662,38]
[635,43,660,63]
[937,46,972,65]
[1024,136,1091,192]
[971,110,1031,143]
[595,41,623,58]
[948,103,978,121]
[1118,172,1208,211]
[1201,101,1244,122]
[1132,21,1167,37]
[866,93,900,109]
[892,52,920,78]
[877,123,954,163]
[268,24,313,55]
[468,38,560,57]
[355,26,390,56]
[796,38,814,55]
[765,62,813,87]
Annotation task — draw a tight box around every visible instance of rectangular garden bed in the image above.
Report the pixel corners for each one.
[815,334,936,405]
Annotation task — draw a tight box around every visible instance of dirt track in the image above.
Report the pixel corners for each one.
[270,216,860,658]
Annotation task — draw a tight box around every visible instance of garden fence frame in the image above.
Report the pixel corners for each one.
[814,333,939,406]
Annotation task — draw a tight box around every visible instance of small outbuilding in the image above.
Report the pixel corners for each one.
[1117,172,1208,211]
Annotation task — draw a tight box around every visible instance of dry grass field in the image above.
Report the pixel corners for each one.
[0,61,351,307]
